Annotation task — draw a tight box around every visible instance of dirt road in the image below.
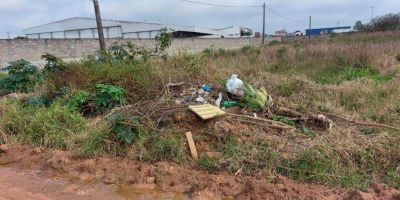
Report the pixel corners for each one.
[1,144,399,200]
[0,166,123,200]
[0,166,185,200]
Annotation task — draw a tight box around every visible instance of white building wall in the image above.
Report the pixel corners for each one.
[108,27,122,38]
[65,30,79,38]
[80,29,94,38]
[52,31,65,38]
[22,17,246,39]
[39,33,51,38]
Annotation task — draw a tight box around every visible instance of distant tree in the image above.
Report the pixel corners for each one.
[360,13,400,32]
[371,13,400,31]
[353,21,364,31]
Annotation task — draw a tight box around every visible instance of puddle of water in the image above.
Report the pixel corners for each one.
[116,185,188,200]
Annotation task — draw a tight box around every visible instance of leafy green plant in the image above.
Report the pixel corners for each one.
[41,53,65,74]
[155,27,172,55]
[107,28,171,63]
[22,95,47,107]
[272,115,295,126]
[67,91,90,111]
[106,112,143,145]
[0,59,41,94]
[95,84,125,110]
[300,127,316,138]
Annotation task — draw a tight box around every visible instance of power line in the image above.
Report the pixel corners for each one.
[180,0,304,22]
[266,6,306,22]
[179,0,261,8]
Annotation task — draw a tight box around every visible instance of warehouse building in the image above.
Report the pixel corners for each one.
[22,17,252,39]
[305,26,351,36]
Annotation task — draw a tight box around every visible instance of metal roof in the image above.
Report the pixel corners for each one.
[22,17,222,36]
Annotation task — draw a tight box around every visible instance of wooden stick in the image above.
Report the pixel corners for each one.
[166,82,184,87]
[315,111,400,132]
[185,132,198,161]
[236,119,294,130]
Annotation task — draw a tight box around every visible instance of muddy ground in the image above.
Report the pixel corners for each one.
[0,144,399,200]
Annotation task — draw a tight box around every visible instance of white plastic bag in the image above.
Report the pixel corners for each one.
[215,92,223,107]
[226,74,244,97]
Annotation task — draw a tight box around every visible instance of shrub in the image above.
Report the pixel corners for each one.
[396,52,400,62]
[95,84,125,110]
[107,28,171,63]
[0,60,41,94]
[67,91,90,111]
[106,111,143,145]
[41,53,65,75]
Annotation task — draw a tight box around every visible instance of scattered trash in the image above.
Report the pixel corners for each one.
[223,101,240,108]
[226,74,244,97]
[202,85,212,93]
[185,132,198,161]
[241,82,273,111]
[175,99,183,105]
[215,93,223,107]
[195,96,206,103]
[189,104,226,120]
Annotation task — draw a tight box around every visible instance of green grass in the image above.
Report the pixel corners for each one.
[198,154,219,172]
[275,80,305,97]
[318,67,393,85]
[0,101,85,149]
[144,133,186,163]
[278,148,371,189]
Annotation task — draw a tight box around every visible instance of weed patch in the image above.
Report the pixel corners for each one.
[275,80,305,97]
[318,68,393,85]
[144,133,185,163]
[0,102,85,149]
[198,154,219,172]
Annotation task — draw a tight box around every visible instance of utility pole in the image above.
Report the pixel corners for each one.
[93,0,106,52]
[6,32,11,39]
[262,2,266,45]
[370,6,374,21]
[308,16,312,39]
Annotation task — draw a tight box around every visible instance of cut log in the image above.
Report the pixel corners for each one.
[185,132,198,161]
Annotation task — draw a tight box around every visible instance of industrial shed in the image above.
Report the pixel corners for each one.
[22,17,250,39]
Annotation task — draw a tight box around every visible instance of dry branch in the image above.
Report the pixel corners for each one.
[315,111,400,132]
[236,119,295,131]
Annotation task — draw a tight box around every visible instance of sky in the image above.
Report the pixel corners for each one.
[0,0,398,38]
